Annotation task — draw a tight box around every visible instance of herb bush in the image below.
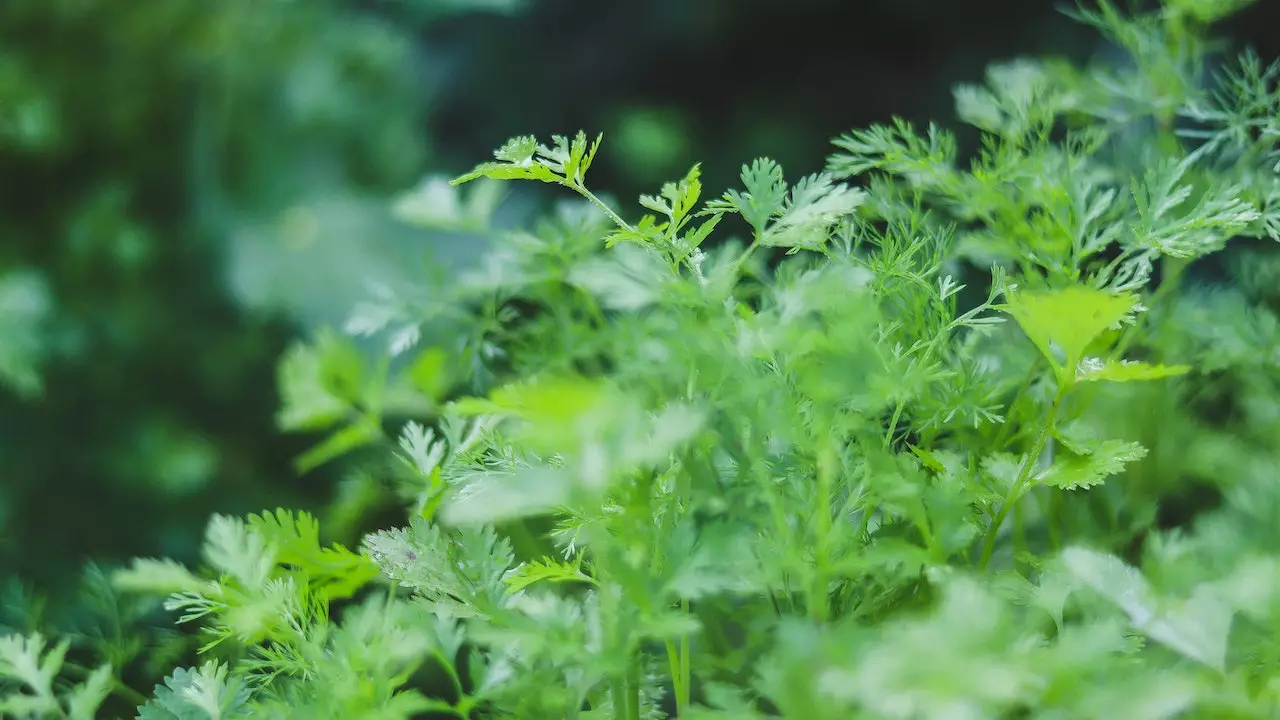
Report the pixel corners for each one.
[7,0,1280,717]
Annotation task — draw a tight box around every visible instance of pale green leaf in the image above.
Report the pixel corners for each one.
[202,515,277,588]
[247,508,379,600]
[1036,440,1147,490]
[1076,358,1191,383]
[65,663,113,720]
[1061,547,1233,671]
[112,558,206,596]
[1003,284,1139,381]
[568,244,669,311]
[502,558,595,593]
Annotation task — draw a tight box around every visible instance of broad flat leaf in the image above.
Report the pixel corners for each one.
[1036,440,1147,490]
[1003,285,1138,382]
[452,161,560,186]
[494,135,538,163]
[365,520,513,618]
[1061,547,1232,671]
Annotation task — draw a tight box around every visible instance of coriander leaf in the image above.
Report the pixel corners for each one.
[364,518,513,618]
[502,557,595,592]
[138,662,251,720]
[1061,548,1233,671]
[1075,358,1191,383]
[568,244,669,311]
[276,332,364,432]
[65,663,112,720]
[763,173,866,252]
[112,558,206,595]
[247,509,379,600]
[1036,439,1147,490]
[441,466,575,526]
[0,633,67,714]
[1003,284,1139,383]
[706,158,788,235]
[202,515,277,589]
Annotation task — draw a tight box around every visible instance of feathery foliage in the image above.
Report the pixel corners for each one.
[18,0,1277,717]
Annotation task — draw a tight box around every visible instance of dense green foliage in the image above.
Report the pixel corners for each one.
[6,0,1280,717]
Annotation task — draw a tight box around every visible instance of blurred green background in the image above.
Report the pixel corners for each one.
[2,0,1278,648]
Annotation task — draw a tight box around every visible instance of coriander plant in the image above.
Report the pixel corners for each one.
[7,1,1280,718]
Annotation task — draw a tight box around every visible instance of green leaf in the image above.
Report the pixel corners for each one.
[293,416,381,474]
[398,420,448,477]
[65,663,112,720]
[707,158,788,234]
[441,466,575,526]
[406,346,452,401]
[276,331,365,432]
[1036,439,1147,490]
[392,176,505,232]
[202,515,278,589]
[1003,284,1139,383]
[247,508,379,600]
[568,244,669,311]
[138,662,251,720]
[826,117,957,188]
[494,135,538,164]
[1061,548,1233,671]
[452,161,562,185]
[364,519,513,618]
[1166,0,1257,23]
[502,557,595,592]
[112,558,206,595]
[763,173,866,251]
[0,633,66,712]
[452,131,603,188]
[1075,358,1191,383]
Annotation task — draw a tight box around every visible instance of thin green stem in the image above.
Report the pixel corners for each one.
[627,659,642,720]
[883,400,906,449]
[730,234,763,279]
[664,640,684,716]
[435,650,466,701]
[810,442,836,623]
[570,182,636,234]
[679,601,691,714]
[664,604,692,718]
[979,384,1068,570]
